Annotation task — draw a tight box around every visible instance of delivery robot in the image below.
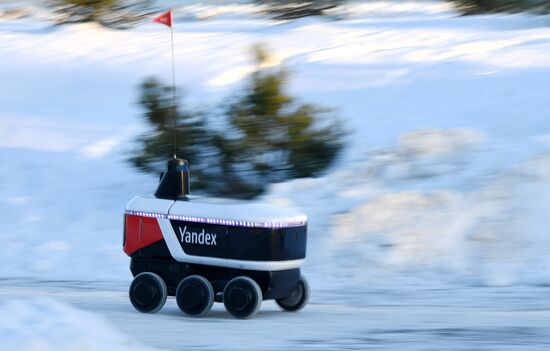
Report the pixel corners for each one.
[123,158,309,318]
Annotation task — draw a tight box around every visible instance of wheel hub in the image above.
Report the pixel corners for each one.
[134,281,156,305]
[227,287,251,311]
[181,284,204,310]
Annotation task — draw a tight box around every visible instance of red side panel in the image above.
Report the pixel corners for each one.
[123,215,141,256]
[140,217,164,249]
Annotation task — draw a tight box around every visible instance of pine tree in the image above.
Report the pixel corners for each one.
[130,78,211,190]
[130,47,344,199]
[213,45,344,197]
[450,0,548,14]
[53,0,156,28]
[255,0,344,19]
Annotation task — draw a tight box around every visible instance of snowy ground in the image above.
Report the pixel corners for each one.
[1,281,549,351]
[1,1,550,350]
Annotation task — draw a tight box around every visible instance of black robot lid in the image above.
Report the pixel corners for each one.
[154,158,190,200]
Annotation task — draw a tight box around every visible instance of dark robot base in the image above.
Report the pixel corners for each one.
[123,158,309,318]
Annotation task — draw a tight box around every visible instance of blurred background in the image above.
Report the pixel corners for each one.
[1,0,550,350]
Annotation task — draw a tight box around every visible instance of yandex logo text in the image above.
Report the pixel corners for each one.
[178,226,218,246]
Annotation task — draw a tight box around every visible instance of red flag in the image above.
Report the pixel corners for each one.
[153,10,172,27]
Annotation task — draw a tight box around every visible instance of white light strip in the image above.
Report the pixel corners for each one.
[125,210,307,228]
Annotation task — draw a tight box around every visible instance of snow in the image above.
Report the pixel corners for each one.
[1,0,549,288]
[1,0,550,349]
[266,128,550,290]
[0,298,154,351]
[1,282,549,351]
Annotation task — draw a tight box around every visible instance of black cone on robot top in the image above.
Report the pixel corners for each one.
[154,158,190,200]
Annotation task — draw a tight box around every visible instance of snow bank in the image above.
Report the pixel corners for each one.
[266,129,550,289]
[174,3,265,21]
[0,150,156,281]
[1,1,455,23]
[337,0,456,19]
[0,298,153,351]
[172,0,456,21]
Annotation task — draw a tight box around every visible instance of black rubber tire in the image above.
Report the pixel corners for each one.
[129,272,168,313]
[223,276,262,319]
[176,275,215,317]
[276,275,309,312]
